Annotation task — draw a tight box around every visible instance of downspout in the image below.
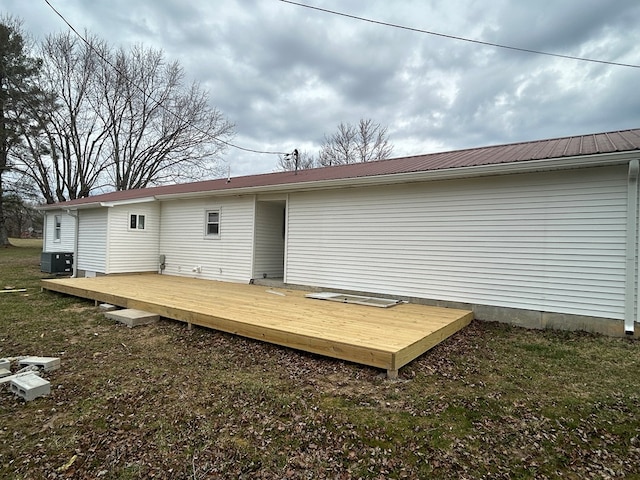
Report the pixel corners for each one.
[42,211,47,252]
[65,209,79,278]
[625,160,639,335]
[283,194,290,284]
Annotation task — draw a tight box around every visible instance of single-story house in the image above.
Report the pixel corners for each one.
[39,128,640,336]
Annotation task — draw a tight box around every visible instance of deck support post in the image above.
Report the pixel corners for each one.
[187,322,192,331]
[386,369,398,380]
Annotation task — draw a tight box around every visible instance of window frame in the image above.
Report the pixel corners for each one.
[129,213,146,231]
[204,208,221,239]
[54,214,62,242]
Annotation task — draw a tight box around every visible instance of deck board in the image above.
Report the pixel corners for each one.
[41,274,473,374]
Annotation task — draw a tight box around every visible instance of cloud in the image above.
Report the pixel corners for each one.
[3,0,640,176]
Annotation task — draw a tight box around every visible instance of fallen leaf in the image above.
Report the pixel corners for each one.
[57,454,77,472]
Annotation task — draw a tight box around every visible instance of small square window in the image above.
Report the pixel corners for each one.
[206,210,220,236]
[130,214,146,230]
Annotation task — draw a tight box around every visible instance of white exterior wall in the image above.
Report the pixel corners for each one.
[43,210,75,253]
[285,166,628,320]
[106,203,161,274]
[253,201,285,279]
[159,196,255,282]
[77,208,108,273]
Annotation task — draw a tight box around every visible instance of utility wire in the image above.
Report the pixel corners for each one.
[280,0,640,70]
[43,0,290,156]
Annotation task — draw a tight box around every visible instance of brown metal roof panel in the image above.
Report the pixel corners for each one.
[579,134,594,154]
[522,139,550,160]
[546,137,571,158]
[513,141,543,161]
[619,129,640,148]
[561,136,582,157]
[486,143,525,164]
[42,127,640,210]
[453,147,495,166]
[605,131,635,151]
[533,138,562,159]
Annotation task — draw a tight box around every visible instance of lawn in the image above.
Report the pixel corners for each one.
[1,241,639,479]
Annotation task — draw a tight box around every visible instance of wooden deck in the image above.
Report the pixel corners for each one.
[41,274,473,378]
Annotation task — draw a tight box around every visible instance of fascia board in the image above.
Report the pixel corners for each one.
[36,202,102,211]
[99,197,157,208]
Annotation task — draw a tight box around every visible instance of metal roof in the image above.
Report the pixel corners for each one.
[43,128,640,209]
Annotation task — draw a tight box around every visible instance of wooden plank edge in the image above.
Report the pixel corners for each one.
[147,303,396,370]
[42,281,395,370]
[392,311,474,371]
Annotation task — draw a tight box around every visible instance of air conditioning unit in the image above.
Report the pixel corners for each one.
[41,252,73,274]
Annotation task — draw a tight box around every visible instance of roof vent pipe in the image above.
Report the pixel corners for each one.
[625,159,639,335]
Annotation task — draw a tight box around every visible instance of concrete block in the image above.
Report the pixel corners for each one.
[104,309,159,328]
[0,358,9,370]
[10,373,51,401]
[99,303,118,312]
[0,368,11,378]
[18,356,61,372]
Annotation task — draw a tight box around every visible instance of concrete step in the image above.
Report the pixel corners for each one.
[105,309,159,328]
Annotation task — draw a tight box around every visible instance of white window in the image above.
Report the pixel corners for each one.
[54,215,62,242]
[130,214,146,230]
[205,210,220,237]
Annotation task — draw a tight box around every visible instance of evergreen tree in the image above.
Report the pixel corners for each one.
[0,16,45,246]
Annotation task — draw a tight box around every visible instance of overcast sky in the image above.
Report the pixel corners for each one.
[4,0,640,176]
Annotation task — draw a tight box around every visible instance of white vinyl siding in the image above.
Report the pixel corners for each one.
[43,211,75,253]
[285,166,628,320]
[106,203,160,274]
[159,196,255,282]
[253,201,285,279]
[77,208,108,273]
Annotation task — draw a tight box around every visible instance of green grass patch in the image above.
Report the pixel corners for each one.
[1,245,639,478]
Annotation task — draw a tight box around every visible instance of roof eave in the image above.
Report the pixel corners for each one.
[37,201,104,211]
[36,150,640,208]
[37,196,157,211]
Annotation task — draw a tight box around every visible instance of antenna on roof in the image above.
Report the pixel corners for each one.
[284,149,300,175]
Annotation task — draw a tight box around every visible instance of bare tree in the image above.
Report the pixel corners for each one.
[277,149,316,172]
[13,32,235,204]
[37,32,108,202]
[318,118,393,166]
[98,44,234,191]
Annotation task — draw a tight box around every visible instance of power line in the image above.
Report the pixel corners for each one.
[279,0,640,70]
[42,0,290,156]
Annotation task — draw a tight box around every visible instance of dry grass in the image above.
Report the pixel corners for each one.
[8,238,44,248]
[1,244,639,479]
